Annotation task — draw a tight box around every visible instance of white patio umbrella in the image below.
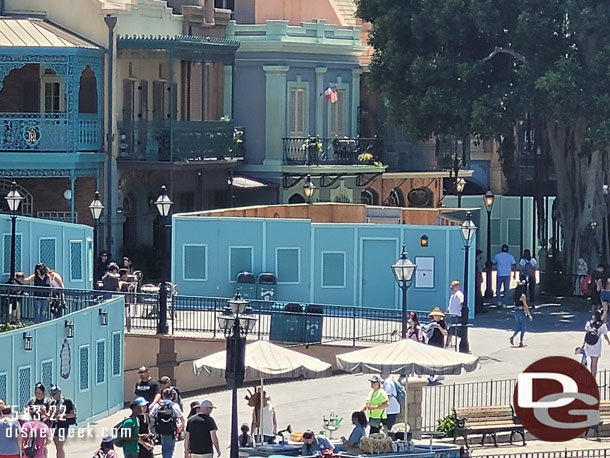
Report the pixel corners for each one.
[336,339,480,436]
[193,340,332,441]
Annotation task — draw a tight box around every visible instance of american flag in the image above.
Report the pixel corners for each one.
[324,85,338,104]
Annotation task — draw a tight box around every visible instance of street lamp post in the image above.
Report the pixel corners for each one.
[303,175,316,203]
[5,182,23,283]
[460,211,477,353]
[483,190,495,298]
[456,178,466,208]
[154,185,173,334]
[217,293,257,458]
[391,244,417,339]
[89,191,104,273]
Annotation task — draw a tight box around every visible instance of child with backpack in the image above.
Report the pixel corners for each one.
[519,250,538,305]
[583,311,610,378]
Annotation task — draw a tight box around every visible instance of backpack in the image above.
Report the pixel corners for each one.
[113,418,128,448]
[393,379,406,406]
[585,321,601,346]
[23,428,39,458]
[523,260,535,278]
[581,275,593,297]
[155,403,177,436]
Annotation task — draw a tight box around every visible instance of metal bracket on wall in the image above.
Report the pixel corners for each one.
[356,172,383,188]
[283,174,307,189]
[319,174,345,188]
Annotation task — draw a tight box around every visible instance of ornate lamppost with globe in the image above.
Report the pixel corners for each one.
[88,191,104,270]
[483,190,495,298]
[5,182,23,284]
[459,212,477,353]
[154,185,173,334]
[391,244,417,339]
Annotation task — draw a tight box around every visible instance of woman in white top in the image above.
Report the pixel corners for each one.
[251,395,277,444]
[583,311,610,378]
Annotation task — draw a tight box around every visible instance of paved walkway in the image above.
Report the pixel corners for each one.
[59,294,608,457]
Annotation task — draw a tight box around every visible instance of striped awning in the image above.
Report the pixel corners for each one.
[0,19,100,49]
[336,339,480,376]
[193,340,332,379]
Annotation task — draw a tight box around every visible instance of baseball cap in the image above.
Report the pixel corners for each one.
[200,400,216,409]
[369,375,383,383]
[134,397,149,406]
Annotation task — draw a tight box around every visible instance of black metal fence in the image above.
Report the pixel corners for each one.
[282,137,381,166]
[421,370,610,432]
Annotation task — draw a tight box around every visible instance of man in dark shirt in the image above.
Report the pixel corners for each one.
[101,262,120,292]
[591,264,605,313]
[134,366,161,411]
[185,400,221,458]
[94,251,110,283]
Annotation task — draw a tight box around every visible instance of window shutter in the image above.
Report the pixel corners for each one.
[296,89,305,135]
[289,89,297,134]
[138,80,148,120]
[289,88,306,137]
[123,80,134,121]
[152,81,164,120]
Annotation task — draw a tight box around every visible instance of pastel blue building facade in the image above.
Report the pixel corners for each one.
[227,20,384,204]
[171,215,476,317]
[0,215,94,289]
[0,296,124,421]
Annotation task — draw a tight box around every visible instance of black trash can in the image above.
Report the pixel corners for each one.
[236,271,256,299]
[270,303,304,342]
[304,304,323,344]
[257,273,277,301]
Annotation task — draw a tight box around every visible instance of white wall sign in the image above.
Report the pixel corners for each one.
[415,257,435,288]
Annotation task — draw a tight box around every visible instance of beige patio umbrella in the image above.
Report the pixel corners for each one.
[336,339,480,435]
[194,340,332,441]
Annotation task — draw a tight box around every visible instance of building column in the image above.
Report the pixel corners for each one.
[70,174,76,223]
[396,378,426,440]
[224,64,233,119]
[263,65,289,166]
[351,69,362,137]
[315,67,327,137]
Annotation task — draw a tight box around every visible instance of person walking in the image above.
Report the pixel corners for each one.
[590,264,605,315]
[0,404,22,458]
[426,308,448,385]
[509,281,533,348]
[95,251,110,283]
[596,267,610,322]
[23,263,51,323]
[49,385,76,458]
[134,367,161,410]
[583,311,610,378]
[24,382,51,423]
[20,417,51,458]
[120,401,142,458]
[102,263,121,293]
[361,375,388,434]
[159,376,182,412]
[380,374,400,430]
[184,400,221,458]
[150,388,184,458]
[493,245,516,308]
[135,398,154,458]
[518,250,538,305]
[445,281,464,348]
[475,249,485,313]
[407,312,423,342]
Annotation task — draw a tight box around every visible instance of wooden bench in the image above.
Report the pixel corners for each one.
[585,399,610,440]
[452,406,526,448]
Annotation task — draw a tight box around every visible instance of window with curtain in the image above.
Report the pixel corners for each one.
[330,89,346,136]
[289,88,306,137]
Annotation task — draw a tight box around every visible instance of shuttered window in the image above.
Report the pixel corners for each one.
[330,89,346,137]
[289,88,306,137]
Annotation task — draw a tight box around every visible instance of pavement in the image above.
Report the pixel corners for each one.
[58,294,610,457]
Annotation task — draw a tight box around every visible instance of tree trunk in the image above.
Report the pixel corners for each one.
[546,119,608,275]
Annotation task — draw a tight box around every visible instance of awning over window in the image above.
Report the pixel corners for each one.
[0,18,100,49]
[231,176,268,189]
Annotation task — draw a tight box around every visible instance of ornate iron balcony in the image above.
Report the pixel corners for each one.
[282,137,382,166]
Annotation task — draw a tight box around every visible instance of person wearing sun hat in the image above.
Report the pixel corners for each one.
[92,435,117,458]
[426,308,448,385]
[361,375,389,434]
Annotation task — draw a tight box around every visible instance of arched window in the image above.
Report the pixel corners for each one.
[361,188,379,206]
[0,180,33,215]
[387,188,404,207]
[288,193,306,204]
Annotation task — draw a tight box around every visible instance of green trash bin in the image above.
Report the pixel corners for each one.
[270,303,305,343]
[304,304,323,344]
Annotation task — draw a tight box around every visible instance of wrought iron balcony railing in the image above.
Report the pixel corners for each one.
[282,137,382,166]
[118,120,242,162]
[0,113,100,152]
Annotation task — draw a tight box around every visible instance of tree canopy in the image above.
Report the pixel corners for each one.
[357,0,610,272]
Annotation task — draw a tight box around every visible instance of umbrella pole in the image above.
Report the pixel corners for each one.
[404,377,409,437]
[260,378,264,444]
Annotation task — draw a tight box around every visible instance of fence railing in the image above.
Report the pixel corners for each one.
[282,137,382,166]
[421,370,610,432]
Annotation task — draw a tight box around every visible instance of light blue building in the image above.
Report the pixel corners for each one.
[228,19,386,204]
[0,215,94,289]
[171,209,476,317]
[0,296,124,421]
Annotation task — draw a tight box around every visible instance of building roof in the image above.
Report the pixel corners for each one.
[333,0,358,26]
[0,18,100,49]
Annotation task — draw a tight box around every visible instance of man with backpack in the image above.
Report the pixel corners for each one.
[381,374,404,429]
[519,250,538,305]
[150,389,184,458]
[117,401,142,458]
